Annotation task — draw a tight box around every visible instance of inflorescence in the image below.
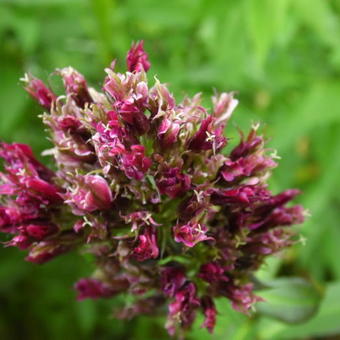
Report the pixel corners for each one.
[0,41,305,336]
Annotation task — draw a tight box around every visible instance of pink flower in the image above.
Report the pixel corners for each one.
[121,145,151,180]
[6,234,32,250]
[118,101,150,135]
[173,222,213,247]
[201,296,217,333]
[0,143,62,204]
[103,69,150,135]
[6,222,60,248]
[91,120,127,171]
[245,228,293,255]
[0,206,12,231]
[219,126,277,184]
[157,118,181,147]
[133,227,159,261]
[57,67,93,108]
[23,223,58,240]
[23,177,62,203]
[0,143,54,181]
[178,190,210,221]
[66,175,113,214]
[224,282,263,314]
[221,155,276,183]
[188,116,226,152]
[0,203,41,233]
[161,266,186,297]
[25,240,70,264]
[122,210,160,231]
[22,74,57,109]
[149,81,175,115]
[126,41,151,73]
[212,92,238,127]
[157,167,191,198]
[198,262,229,283]
[75,278,114,300]
[166,282,200,335]
[210,185,269,205]
[230,127,263,160]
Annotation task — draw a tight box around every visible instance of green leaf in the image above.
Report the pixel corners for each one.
[256,256,282,282]
[279,281,340,338]
[256,277,322,323]
[258,281,340,339]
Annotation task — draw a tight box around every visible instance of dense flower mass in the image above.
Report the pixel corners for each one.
[0,41,305,336]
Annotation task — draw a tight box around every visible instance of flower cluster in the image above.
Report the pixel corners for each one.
[0,41,305,336]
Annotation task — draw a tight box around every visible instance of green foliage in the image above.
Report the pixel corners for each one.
[256,278,322,324]
[257,282,340,339]
[1,0,340,339]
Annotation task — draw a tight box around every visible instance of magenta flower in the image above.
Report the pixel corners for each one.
[21,74,56,110]
[0,207,11,231]
[173,222,213,247]
[161,266,186,297]
[57,67,93,108]
[166,282,200,335]
[188,116,226,152]
[157,167,191,198]
[201,296,217,333]
[23,223,58,240]
[75,278,114,300]
[0,41,306,336]
[122,210,160,232]
[157,117,181,147]
[226,282,264,314]
[6,234,32,250]
[126,41,151,72]
[198,262,229,283]
[133,226,159,261]
[25,240,70,264]
[121,145,151,180]
[65,174,113,214]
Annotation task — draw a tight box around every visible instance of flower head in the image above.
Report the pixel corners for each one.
[0,41,305,336]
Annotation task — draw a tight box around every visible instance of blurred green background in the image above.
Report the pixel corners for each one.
[1,0,340,339]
